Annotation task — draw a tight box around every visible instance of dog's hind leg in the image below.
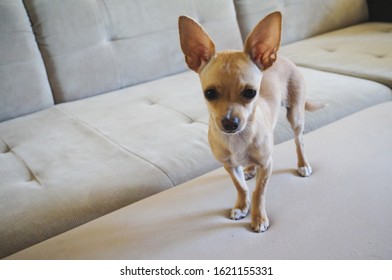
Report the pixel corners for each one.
[286,69,313,177]
[224,165,250,220]
[286,105,312,177]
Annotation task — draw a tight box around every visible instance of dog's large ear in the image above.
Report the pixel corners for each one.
[178,16,216,73]
[244,11,282,70]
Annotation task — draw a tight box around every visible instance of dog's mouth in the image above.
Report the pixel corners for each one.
[222,129,240,134]
[221,127,241,134]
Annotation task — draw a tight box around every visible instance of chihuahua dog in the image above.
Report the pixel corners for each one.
[179,12,321,232]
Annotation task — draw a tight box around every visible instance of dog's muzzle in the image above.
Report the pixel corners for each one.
[221,116,240,133]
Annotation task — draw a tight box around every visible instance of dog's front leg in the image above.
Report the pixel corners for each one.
[251,158,272,232]
[224,165,250,220]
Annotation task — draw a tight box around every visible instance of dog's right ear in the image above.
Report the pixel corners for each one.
[178,16,216,73]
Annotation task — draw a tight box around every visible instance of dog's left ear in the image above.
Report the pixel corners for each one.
[244,11,282,70]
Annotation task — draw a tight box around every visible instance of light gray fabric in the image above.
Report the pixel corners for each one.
[0,106,174,258]
[1,0,391,260]
[8,102,392,260]
[234,0,369,45]
[274,66,392,144]
[281,23,392,88]
[57,71,217,186]
[24,0,243,103]
[1,66,391,258]
[0,0,53,122]
[57,68,392,182]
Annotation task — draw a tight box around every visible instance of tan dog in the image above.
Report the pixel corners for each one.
[179,12,321,232]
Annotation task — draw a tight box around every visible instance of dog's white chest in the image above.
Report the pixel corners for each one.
[226,135,252,166]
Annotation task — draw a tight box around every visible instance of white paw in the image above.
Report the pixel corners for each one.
[243,166,256,180]
[244,171,255,180]
[230,208,248,220]
[251,217,270,233]
[298,165,312,177]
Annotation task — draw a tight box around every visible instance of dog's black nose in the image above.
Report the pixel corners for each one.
[221,117,240,133]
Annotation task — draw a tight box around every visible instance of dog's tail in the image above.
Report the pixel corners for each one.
[305,100,326,112]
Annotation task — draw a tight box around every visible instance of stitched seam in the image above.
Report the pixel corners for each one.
[56,106,175,186]
[99,0,124,88]
[161,104,208,125]
[1,140,43,186]
[153,102,195,123]
[0,136,41,185]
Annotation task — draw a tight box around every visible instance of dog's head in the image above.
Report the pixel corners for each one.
[179,12,282,134]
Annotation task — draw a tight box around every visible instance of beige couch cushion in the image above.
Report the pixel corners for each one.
[0,0,53,122]
[1,67,391,258]
[274,66,391,143]
[281,23,392,87]
[57,71,216,186]
[234,0,368,44]
[55,69,392,180]
[0,106,175,258]
[8,102,392,260]
[24,0,243,103]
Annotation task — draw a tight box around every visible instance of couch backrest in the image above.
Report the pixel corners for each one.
[0,0,53,122]
[24,0,243,103]
[234,0,369,45]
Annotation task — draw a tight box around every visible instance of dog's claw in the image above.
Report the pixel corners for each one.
[298,165,312,177]
[251,217,270,233]
[230,208,248,220]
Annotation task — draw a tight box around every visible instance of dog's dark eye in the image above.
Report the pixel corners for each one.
[204,89,218,101]
[242,88,257,100]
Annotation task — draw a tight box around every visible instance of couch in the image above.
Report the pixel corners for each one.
[1,0,391,259]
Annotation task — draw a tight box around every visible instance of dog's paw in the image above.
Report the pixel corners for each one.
[244,166,256,180]
[251,216,270,233]
[230,208,248,220]
[298,165,312,177]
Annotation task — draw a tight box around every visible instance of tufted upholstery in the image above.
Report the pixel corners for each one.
[7,102,392,260]
[1,66,391,257]
[274,67,392,143]
[56,71,216,186]
[24,0,243,103]
[281,23,392,88]
[0,0,53,122]
[234,0,368,45]
[0,71,214,258]
[1,0,391,259]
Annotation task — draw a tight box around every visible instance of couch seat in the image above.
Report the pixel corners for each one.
[8,102,392,260]
[281,23,392,87]
[1,66,391,258]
